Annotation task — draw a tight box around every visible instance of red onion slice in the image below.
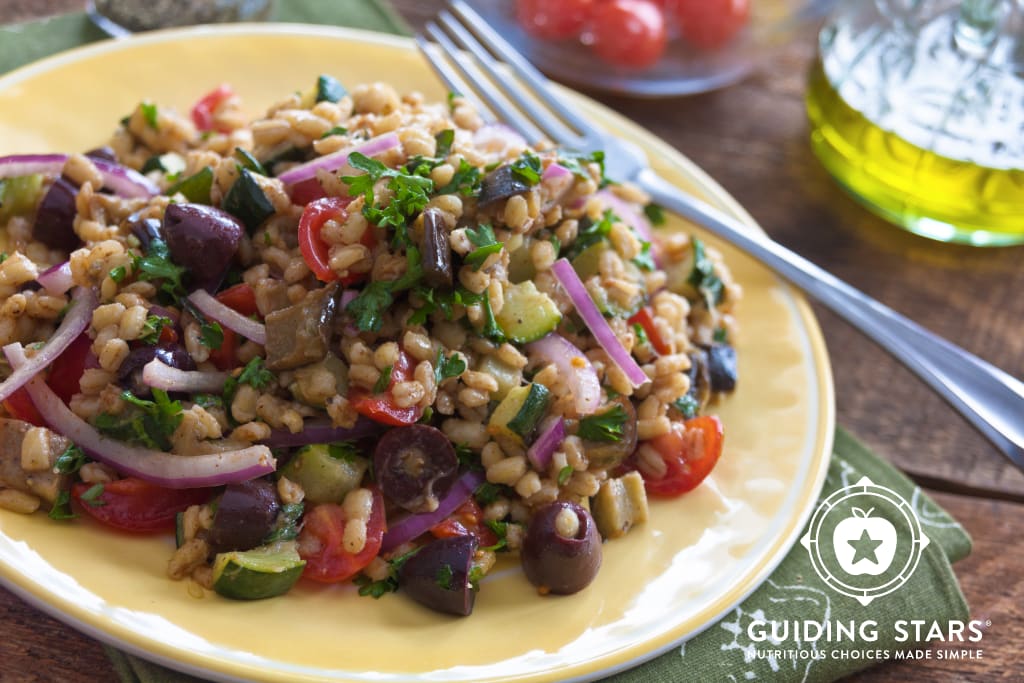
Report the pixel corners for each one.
[381,469,485,553]
[275,133,401,185]
[0,286,95,404]
[527,416,565,471]
[551,259,649,388]
[525,333,601,416]
[187,290,266,346]
[5,343,275,488]
[142,359,229,393]
[36,261,73,295]
[0,153,158,197]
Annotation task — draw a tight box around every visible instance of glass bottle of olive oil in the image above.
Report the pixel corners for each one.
[806,0,1024,246]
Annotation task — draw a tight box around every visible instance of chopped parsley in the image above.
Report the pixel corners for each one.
[480,296,506,344]
[673,394,699,419]
[482,520,509,552]
[346,281,394,333]
[510,152,542,185]
[134,238,186,300]
[263,502,304,543]
[464,224,503,270]
[557,465,574,486]
[407,286,483,325]
[644,203,666,226]
[222,357,276,407]
[474,481,508,507]
[0,253,7,264]
[434,129,455,158]
[140,101,159,129]
[373,365,393,394]
[327,442,360,462]
[48,491,76,521]
[343,152,434,240]
[193,393,223,409]
[108,265,127,283]
[577,404,629,443]
[53,444,88,475]
[138,314,172,345]
[713,327,729,343]
[80,483,106,507]
[435,158,481,196]
[632,322,650,346]
[455,443,478,470]
[320,125,348,139]
[558,149,607,184]
[566,209,615,261]
[315,74,347,103]
[199,320,224,349]
[633,240,656,271]
[355,547,421,598]
[435,563,455,590]
[688,237,724,307]
[435,349,466,385]
[95,388,183,450]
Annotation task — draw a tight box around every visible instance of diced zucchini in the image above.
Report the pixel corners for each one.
[0,174,44,223]
[495,281,561,344]
[488,383,550,444]
[279,443,368,505]
[506,244,535,283]
[570,241,607,280]
[212,541,306,600]
[222,168,275,233]
[475,356,521,400]
[590,471,648,540]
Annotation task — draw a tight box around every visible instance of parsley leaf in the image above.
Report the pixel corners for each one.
[510,152,542,185]
[53,444,88,475]
[80,483,106,507]
[321,125,348,139]
[566,209,615,261]
[108,265,127,283]
[263,502,304,543]
[48,491,76,521]
[134,238,186,299]
[408,286,483,325]
[165,166,214,204]
[222,358,275,410]
[316,74,347,103]
[435,563,455,590]
[199,320,224,349]
[355,546,421,598]
[138,314,171,345]
[672,394,699,419]
[644,203,666,226]
[713,327,729,343]
[96,389,183,450]
[632,322,650,346]
[474,481,507,507]
[482,520,509,552]
[557,465,574,486]
[464,224,503,270]
[373,365,393,394]
[434,129,455,158]
[435,158,481,196]
[558,149,607,184]
[435,349,466,385]
[633,240,656,271]
[327,442,360,462]
[688,237,724,307]
[140,102,159,129]
[455,443,478,470]
[577,404,629,443]
[480,296,506,343]
[346,281,394,333]
[343,152,434,240]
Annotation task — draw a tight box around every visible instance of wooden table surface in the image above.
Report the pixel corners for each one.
[1,1,1022,681]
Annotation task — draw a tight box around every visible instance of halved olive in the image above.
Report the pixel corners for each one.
[399,535,478,616]
[373,425,458,514]
[521,501,602,595]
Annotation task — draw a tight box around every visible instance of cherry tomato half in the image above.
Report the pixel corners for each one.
[628,306,671,356]
[430,498,499,548]
[675,0,750,51]
[214,283,259,318]
[298,489,386,583]
[71,478,215,533]
[641,415,724,497]
[297,196,375,284]
[287,177,329,206]
[515,0,595,40]
[206,285,256,371]
[349,350,424,426]
[590,0,668,69]
[191,84,235,133]
[47,332,92,405]
[2,388,45,427]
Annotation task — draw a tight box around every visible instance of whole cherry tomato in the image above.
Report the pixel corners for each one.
[298,489,386,583]
[516,0,595,40]
[589,0,668,69]
[674,0,750,51]
[640,415,724,496]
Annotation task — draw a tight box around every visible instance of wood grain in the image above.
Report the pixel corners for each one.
[0,1,1022,681]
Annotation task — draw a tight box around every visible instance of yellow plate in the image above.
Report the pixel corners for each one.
[0,25,834,683]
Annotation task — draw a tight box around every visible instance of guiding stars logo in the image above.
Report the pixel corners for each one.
[801,476,930,606]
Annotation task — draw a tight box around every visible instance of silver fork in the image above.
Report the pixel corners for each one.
[417,0,1024,472]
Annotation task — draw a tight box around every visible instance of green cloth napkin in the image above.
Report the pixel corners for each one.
[2,3,972,682]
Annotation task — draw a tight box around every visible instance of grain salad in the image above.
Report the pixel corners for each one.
[0,76,739,614]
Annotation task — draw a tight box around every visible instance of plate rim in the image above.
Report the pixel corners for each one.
[0,22,835,683]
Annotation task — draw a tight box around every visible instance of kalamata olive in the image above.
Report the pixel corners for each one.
[117,344,194,397]
[374,425,458,514]
[206,479,280,554]
[32,177,79,250]
[705,343,738,393]
[421,208,452,289]
[477,164,529,206]
[521,501,602,595]
[129,216,164,252]
[162,203,244,292]
[582,396,638,470]
[399,535,478,616]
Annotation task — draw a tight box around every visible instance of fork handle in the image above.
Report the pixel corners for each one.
[637,168,1024,471]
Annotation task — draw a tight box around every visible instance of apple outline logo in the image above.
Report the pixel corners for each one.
[800,476,930,606]
[831,506,898,576]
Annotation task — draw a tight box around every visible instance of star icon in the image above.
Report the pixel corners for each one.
[848,529,884,564]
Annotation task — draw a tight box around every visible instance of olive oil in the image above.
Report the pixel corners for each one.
[805,3,1024,247]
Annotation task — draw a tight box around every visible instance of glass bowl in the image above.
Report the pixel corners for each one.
[465,0,837,97]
